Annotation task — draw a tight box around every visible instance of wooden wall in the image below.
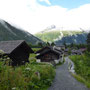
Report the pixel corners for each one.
[9,43,30,66]
[40,52,59,62]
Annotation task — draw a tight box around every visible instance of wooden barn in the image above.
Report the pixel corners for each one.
[36,46,62,63]
[0,40,34,66]
[35,46,51,54]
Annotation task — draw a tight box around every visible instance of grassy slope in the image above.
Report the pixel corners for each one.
[35,30,82,42]
[69,53,90,88]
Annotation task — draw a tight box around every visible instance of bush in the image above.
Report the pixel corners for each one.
[0,55,55,90]
[69,54,90,88]
[30,58,37,64]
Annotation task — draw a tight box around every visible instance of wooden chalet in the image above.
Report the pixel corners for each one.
[35,46,52,54]
[64,48,69,56]
[71,49,83,55]
[0,40,34,66]
[79,48,87,53]
[36,46,62,63]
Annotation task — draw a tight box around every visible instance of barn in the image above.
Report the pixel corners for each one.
[0,40,34,66]
[35,46,51,54]
[36,46,62,63]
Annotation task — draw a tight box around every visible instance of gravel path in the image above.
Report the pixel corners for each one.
[48,57,89,90]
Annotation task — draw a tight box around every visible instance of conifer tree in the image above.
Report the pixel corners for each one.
[51,42,55,46]
[87,32,90,51]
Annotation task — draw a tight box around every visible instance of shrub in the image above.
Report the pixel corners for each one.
[0,54,55,90]
[69,54,90,88]
[30,58,37,64]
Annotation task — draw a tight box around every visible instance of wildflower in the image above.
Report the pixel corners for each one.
[35,71,40,79]
[12,87,16,90]
[25,67,31,71]
[0,50,4,54]
[7,57,10,59]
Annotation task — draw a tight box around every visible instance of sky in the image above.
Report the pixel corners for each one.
[0,0,90,34]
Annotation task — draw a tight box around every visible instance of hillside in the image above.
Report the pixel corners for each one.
[35,29,88,45]
[0,19,44,45]
[55,33,88,45]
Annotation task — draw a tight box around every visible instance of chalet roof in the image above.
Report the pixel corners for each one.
[41,49,61,55]
[71,49,82,54]
[35,46,52,54]
[36,46,62,58]
[36,46,63,54]
[54,47,62,52]
[0,40,33,54]
[79,48,87,52]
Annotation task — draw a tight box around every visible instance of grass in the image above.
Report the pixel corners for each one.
[71,74,90,88]
[29,48,40,62]
[0,52,55,90]
[30,53,36,58]
[32,48,41,52]
[0,63,55,90]
[29,48,40,63]
[69,53,90,88]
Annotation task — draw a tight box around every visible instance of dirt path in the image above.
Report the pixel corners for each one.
[48,57,89,90]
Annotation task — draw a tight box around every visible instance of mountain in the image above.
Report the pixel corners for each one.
[55,33,88,45]
[0,19,44,45]
[35,29,88,45]
[35,29,83,42]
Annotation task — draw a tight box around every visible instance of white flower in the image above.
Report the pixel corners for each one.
[25,67,31,71]
[0,50,4,54]
[12,87,16,90]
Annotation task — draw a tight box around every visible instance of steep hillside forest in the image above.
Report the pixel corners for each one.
[0,19,44,45]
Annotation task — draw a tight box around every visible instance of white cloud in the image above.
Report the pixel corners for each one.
[0,0,90,34]
[39,0,51,5]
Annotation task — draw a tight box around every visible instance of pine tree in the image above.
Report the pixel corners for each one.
[63,41,67,48]
[51,42,55,46]
[46,42,51,46]
[38,42,43,48]
[87,32,90,51]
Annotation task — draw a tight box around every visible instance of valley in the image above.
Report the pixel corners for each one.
[0,19,90,90]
